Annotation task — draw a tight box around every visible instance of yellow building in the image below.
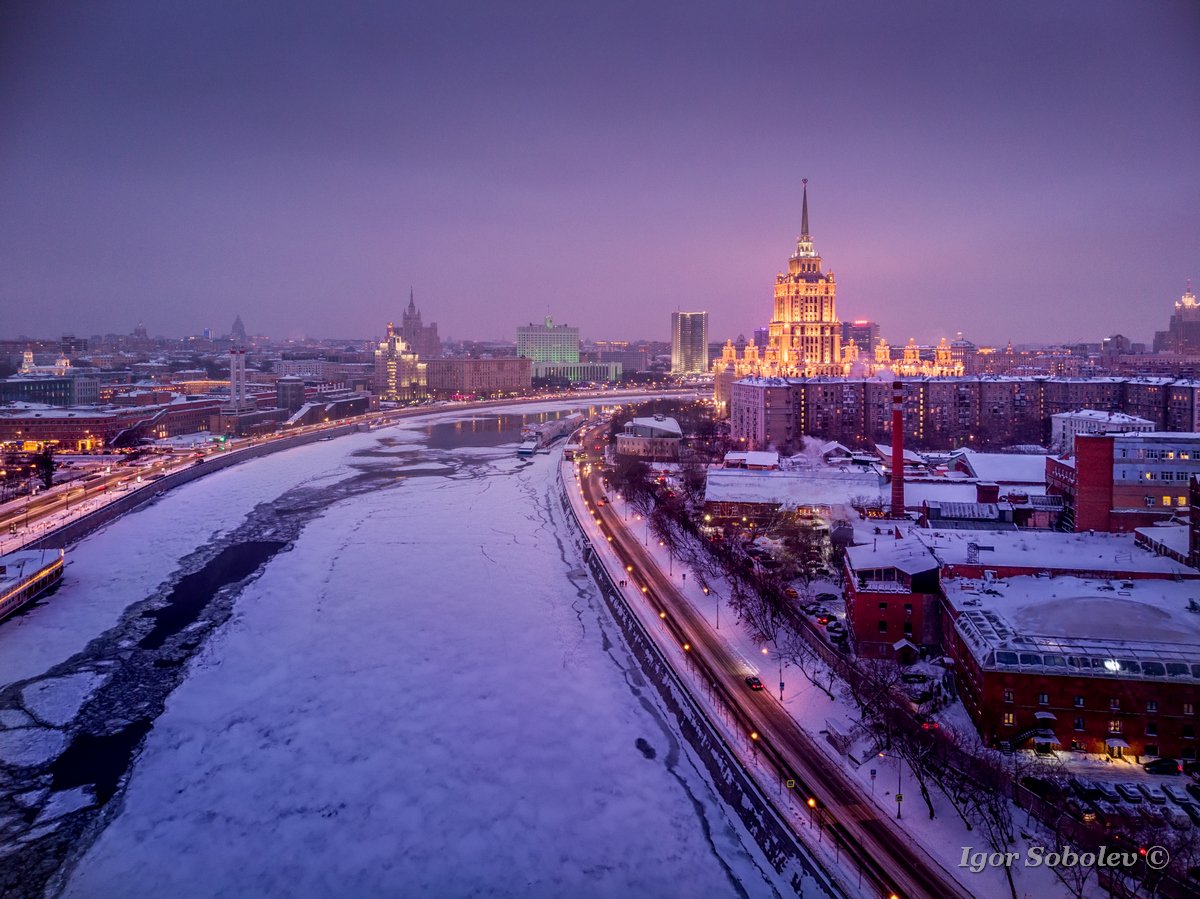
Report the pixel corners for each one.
[763,179,842,376]
[374,322,426,402]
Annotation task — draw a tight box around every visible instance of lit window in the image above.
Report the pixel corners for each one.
[1108,720,1122,734]
[1002,712,1015,727]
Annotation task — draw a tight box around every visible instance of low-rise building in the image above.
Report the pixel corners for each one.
[615,415,682,461]
[1050,409,1153,453]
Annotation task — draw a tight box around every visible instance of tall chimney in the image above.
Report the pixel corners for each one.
[891,380,905,518]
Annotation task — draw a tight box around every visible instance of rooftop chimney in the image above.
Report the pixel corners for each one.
[891,381,905,518]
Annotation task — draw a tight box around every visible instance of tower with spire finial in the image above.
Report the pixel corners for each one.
[765,178,842,374]
[400,288,441,359]
[1154,280,1200,354]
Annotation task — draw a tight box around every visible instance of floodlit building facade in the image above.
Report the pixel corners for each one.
[670,311,709,375]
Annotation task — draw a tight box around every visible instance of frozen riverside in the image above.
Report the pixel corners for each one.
[0,402,793,898]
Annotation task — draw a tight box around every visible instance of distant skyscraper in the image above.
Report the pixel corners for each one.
[752,327,769,349]
[400,289,441,359]
[671,312,709,374]
[228,348,250,411]
[517,316,580,363]
[231,315,247,346]
[842,320,880,352]
[1153,281,1200,354]
[374,322,426,402]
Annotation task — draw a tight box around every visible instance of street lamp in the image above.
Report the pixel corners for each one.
[762,646,784,700]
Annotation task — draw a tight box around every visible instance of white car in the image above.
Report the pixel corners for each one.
[1163,783,1191,804]
[1139,782,1168,804]
[1164,805,1192,830]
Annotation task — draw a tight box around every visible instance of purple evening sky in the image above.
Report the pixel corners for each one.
[1,1,1197,345]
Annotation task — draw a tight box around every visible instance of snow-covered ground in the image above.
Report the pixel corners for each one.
[0,401,793,897]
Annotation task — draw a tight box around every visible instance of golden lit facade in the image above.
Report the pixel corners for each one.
[374,322,427,402]
[712,182,962,415]
[763,180,842,376]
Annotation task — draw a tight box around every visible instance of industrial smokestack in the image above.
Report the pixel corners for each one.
[891,380,905,518]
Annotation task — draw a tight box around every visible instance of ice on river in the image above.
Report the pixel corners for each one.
[56,409,781,897]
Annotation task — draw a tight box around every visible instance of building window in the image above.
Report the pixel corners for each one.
[1038,692,1049,705]
[1074,717,1085,731]
[1145,496,1156,507]
[1003,689,1014,703]
[1110,698,1120,711]
[878,602,888,611]
[904,603,913,616]
[1147,722,1158,737]
[902,621,913,636]
[877,620,887,633]
[1163,496,1172,507]
[1183,748,1197,761]
[1074,695,1085,708]
[1148,700,1158,713]
[1185,725,1196,740]
[1003,712,1015,727]
[1186,703,1195,716]
[1108,720,1122,735]
[1145,744,1159,758]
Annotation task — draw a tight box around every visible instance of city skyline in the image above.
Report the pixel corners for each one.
[2,3,1198,344]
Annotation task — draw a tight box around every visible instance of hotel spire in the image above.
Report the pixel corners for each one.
[801,177,810,239]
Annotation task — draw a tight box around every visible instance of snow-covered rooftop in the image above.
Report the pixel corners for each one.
[956,453,1049,485]
[945,575,1200,679]
[1052,410,1153,424]
[846,537,939,575]
[1134,524,1190,558]
[917,528,1195,577]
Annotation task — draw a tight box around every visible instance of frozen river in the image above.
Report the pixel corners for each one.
[0,402,792,898]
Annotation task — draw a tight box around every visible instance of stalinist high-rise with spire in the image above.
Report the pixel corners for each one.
[763,179,843,376]
[712,180,961,415]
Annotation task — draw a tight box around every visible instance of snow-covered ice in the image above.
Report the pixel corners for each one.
[0,402,789,897]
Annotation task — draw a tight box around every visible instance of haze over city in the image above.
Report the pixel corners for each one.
[3,0,1197,344]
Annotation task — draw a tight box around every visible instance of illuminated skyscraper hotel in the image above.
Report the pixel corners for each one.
[763,179,843,376]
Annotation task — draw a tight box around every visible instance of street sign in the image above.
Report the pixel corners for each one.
[896,793,903,802]
[786,779,795,789]
[870,768,877,780]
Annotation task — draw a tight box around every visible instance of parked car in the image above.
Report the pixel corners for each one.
[1180,803,1200,827]
[1116,783,1144,804]
[1022,776,1062,801]
[1165,805,1192,829]
[1187,782,1200,804]
[1145,757,1183,776]
[801,602,821,614]
[1065,799,1097,824]
[826,619,846,632]
[816,592,839,603]
[1140,803,1168,825]
[1139,782,1169,804]
[1092,799,1121,825]
[1163,783,1191,804]
[784,587,799,599]
[1094,781,1121,803]
[1069,778,1100,801]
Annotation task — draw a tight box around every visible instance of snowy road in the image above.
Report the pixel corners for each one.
[0,402,793,898]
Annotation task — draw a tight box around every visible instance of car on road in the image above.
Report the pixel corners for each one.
[745,676,764,691]
[1139,782,1169,804]
[1116,783,1144,803]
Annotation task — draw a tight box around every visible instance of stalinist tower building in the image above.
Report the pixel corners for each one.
[763,179,843,376]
